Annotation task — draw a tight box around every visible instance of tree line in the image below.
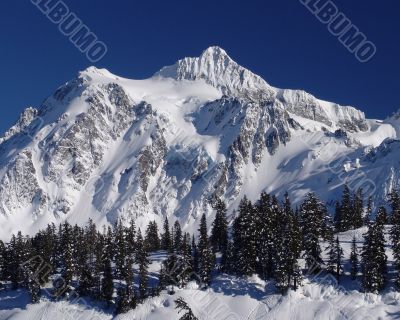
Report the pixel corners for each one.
[0,186,399,315]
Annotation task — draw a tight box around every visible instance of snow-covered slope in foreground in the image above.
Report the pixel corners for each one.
[0,47,399,238]
[2,229,400,320]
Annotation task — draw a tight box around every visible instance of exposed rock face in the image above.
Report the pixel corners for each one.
[0,47,396,237]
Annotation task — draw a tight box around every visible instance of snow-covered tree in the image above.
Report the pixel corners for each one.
[175,297,198,320]
[350,235,359,280]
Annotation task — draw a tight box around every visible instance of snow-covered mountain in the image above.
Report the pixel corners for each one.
[0,46,399,238]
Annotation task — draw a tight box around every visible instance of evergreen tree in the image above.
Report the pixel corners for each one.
[300,193,324,273]
[362,211,387,292]
[210,198,228,254]
[390,190,400,224]
[350,236,359,280]
[161,217,172,252]
[145,221,160,252]
[173,221,183,254]
[175,297,199,320]
[233,197,257,276]
[136,230,150,299]
[221,240,234,273]
[326,236,343,283]
[376,206,388,226]
[197,213,214,286]
[192,236,199,274]
[364,196,373,226]
[116,254,137,314]
[340,184,353,231]
[255,192,275,279]
[101,257,114,306]
[391,199,400,288]
[274,192,303,293]
[334,201,342,231]
[114,219,127,280]
[126,218,136,255]
[0,240,5,283]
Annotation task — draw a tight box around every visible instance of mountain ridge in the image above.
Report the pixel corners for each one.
[0,47,398,239]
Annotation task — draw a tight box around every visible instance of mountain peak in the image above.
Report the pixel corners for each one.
[200,46,229,60]
[154,46,273,96]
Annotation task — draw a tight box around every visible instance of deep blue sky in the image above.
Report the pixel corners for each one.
[0,0,399,133]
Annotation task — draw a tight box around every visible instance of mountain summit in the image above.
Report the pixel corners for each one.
[155,46,273,96]
[0,47,398,238]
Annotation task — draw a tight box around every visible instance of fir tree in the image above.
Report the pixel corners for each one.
[390,190,400,224]
[362,212,387,292]
[161,217,172,252]
[126,218,136,255]
[0,240,5,282]
[114,219,127,280]
[101,257,114,306]
[175,297,198,320]
[350,235,359,280]
[233,197,257,276]
[145,221,160,252]
[300,193,324,273]
[173,221,183,254]
[136,230,150,299]
[340,184,353,231]
[376,206,388,226]
[192,236,199,274]
[197,213,214,286]
[364,196,373,226]
[326,236,343,283]
[391,198,400,288]
[255,192,275,279]
[210,198,228,254]
[334,201,342,231]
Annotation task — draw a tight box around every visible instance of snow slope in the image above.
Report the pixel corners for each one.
[2,229,400,320]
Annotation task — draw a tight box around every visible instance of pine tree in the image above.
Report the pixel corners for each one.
[161,217,172,252]
[9,232,28,289]
[173,221,183,254]
[376,206,388,226]
[116,254,137,314]
[350,235,359,280]
[101,257,114,306]
[114,219,127,280]
[197,213,214,286]
[255,192,275,279]
[362,211,387,292]
[175,297,199,320]
[192,236,199,274]
[391,198,400,288]
[364,196,373,226]
[126,218,136,255]
[0,240,5,283]
[136,230,150,299]
[326,236,343,283]
[340,184,353,231]
[334,201,342,231]
[210,198,228,254]
[274,192,301,293]
[145,221,160,252]
[55,222,74,296]
[390,190,400,225]
[221,240,234,273]
[300,193,324,273]
[233,197,257,276]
